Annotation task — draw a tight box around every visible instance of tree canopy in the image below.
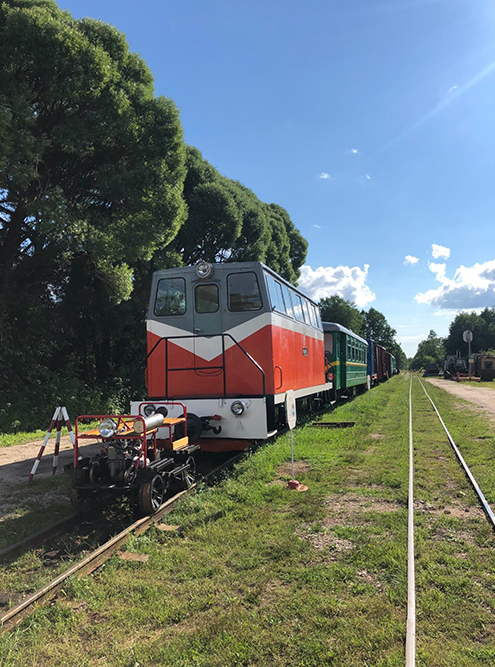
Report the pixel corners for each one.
[0,2,309,431]
[319,295,364,334]
[445,308,495,356]
[409,330,445,371]
[175,147,307,282]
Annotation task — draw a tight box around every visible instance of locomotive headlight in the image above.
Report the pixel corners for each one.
[196,261,213,279]
[143,404,156,417]
[230,400,247,416]
[98,418,117,438]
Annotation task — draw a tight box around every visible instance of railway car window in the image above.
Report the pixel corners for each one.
[195,284,219,313]
[228,272,262,311]
[315,306,322,328]
[326,333,334,355]
[154,278,186,316]
[301,299,310,324]
[266,276,286,313]
[309,304,318,328]
[293,294,305,322]
[281,285,294,318]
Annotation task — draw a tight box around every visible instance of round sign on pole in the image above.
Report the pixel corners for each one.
[285,390,297,430]
[463,330,473,343]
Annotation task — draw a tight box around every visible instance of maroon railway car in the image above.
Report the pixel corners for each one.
[375,344,390,382]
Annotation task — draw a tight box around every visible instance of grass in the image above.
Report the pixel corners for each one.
[1,375,495,665]
[0,420,100,448]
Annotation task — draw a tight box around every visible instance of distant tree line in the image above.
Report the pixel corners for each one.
[409,307,495,371]
[318,295,407,370]
[0,0,307,431]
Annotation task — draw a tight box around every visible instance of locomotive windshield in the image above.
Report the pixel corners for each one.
[228,272,262,311]
[154,278,186,316]
[195,284,219,313]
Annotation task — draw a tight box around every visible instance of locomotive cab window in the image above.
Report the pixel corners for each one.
[228,272,262,311]
[155,278,186,316]
[195,284,219,313]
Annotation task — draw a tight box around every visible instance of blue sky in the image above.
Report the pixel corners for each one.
[62,0,495,356]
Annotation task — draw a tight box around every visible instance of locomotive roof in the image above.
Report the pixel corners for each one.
[152,261,319,307]
[322,322,368,346]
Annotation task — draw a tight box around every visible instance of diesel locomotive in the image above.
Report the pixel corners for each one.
[66,260,395,514]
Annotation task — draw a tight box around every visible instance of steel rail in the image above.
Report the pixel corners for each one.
[0,449,249,634]
[406,377,416,666]
[418,377,495,529]
[0,488,193,634]
[0,513,81,563]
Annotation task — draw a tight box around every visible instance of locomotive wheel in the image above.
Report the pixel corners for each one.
[181,456,196,490]
[139,474,165,515]
[71,488,98,513]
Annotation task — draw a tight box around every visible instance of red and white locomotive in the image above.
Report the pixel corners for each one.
[67,261,332,513]
[131,261,332,451]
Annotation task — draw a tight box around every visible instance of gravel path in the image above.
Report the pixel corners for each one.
[424,377,495,421]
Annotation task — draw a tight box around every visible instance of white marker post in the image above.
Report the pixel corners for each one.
[285,390,308,492]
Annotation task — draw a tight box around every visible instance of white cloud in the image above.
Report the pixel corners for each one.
[298,264,376,308]
[431,243,450,259]
[415,258,495,309]
[365,173,371,180]
[318,172,333,180]
[429,262,447,280]
[313,224,322,228]
[448,85,458,93]
[404,255,419,265]
[346,148,360,155]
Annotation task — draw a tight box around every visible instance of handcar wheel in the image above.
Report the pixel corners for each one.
[71,488,98,513]
[139,474,165,515]
[181,456,196,490]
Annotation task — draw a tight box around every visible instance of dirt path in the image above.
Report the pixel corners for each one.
[424,377,495,421]
[0,435,100,502]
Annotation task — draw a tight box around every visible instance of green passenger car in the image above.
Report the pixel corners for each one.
[323,322,368,398]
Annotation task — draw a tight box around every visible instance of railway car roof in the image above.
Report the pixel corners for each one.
[322,322,368,346]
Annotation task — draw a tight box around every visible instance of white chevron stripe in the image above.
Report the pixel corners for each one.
[148,313,323,363]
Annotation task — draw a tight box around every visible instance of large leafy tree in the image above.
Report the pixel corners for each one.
[410,330,445,370]
[0,0,186,337]
[177,147,307,281]
[361,307,397,349]
[319,295,364,334]
[445,308,495,355]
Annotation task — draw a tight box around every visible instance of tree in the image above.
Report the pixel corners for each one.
[361,308,397,348]
[410,330,445,371]
[445,308,495,355]
[0,0,187,337]
[319,295,364,334]
[177,148,307,281]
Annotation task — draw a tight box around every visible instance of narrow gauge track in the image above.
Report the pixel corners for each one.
[405,375,495,666]
[0,395,360,635]
[0,451,246,634]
